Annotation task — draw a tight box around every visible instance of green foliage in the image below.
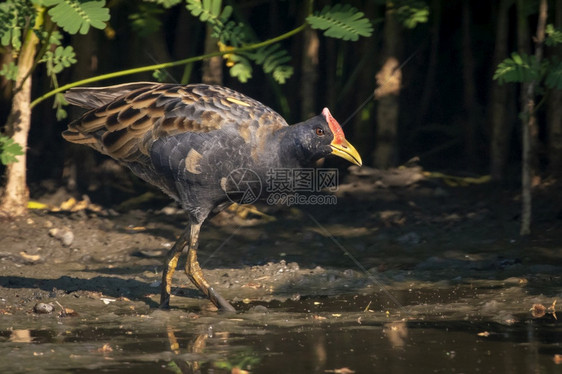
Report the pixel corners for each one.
[396,2,429,29]
[152,68,169,82]
[250,44,293,84]
[53,92,68,120]
[0,136,24,165]
[0,0,36,50]
[143,0,182,8]
[186,0,295,84]
[186,0,231,27]
[186,1,371,84]
[545,24,562,47]
[0,61,18,81]
[129,2,164,37]
[493,52,542,84]
[41,45,77,75]
[227,54,252,82]
[546,60,562,90]
[306,4,373,41]
[43,0,110,35]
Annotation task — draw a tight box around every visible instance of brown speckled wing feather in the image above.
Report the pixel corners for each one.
[63,83,288,162]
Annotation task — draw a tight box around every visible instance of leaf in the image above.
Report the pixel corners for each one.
[397,4,429,29]
[142,0,182,8]
[228,55,252,83]
[272,65,293,84]
[546,60,562,90]
[0,136,24,165]
[42,45,77,75]
[546,24,562,47]
[45,0,110,35]
[53,92,68,121]
[307,4,373,41]
[0,61,18,81]
[152,69,168,82]
[129,3,164,37]
[0,0,37,50]
[186,0,224,26]
[493,52,540,84]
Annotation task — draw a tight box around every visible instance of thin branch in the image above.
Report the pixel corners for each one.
[30,23,307,109]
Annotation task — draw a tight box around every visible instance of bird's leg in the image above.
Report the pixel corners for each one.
[185,222,236,312]
[160,227,190,308]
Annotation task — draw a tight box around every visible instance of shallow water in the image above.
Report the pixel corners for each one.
[1,284,560,374]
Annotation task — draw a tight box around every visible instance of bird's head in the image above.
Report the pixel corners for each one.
[285,108,362,167]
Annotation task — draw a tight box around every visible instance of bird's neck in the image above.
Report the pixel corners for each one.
[272,124,312,168]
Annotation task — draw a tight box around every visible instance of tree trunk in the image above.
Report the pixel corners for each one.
[202,24,222,85]
[490,0,514,181]
[548,1,562,176]
[461,0,478,169]
[0,28,39,217]
[418,0,440,126]
[373,4,401,169]
[300,27,319,119]
[519,0,548,235]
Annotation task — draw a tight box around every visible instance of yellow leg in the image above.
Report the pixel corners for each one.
[185,223,236,312]
[160,229,189,308]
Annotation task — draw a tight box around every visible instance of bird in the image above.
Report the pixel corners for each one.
[62,82,362,311]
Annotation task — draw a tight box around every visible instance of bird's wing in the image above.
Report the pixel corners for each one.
[63,83,288,162]
[64,82,159,109]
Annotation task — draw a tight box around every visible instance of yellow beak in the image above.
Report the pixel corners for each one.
[330,138,362,166]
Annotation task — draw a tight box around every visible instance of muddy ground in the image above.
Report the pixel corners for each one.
[0,165,561,372]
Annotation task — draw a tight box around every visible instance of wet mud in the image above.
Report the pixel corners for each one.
[1,168,561,373]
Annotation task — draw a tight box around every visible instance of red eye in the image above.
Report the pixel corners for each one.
[315,128,325,136]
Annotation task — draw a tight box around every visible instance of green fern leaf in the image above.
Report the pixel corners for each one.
[215,20,248,46]
[272,65,293,84]
[0,1,36,50]
[397,4,429,29]
[546,60,562,90]
[44,0,110,35]
[41,45,77,75]
[0,136,24,165]
[228,55,252,83]
[493,52,540,84]
[306,4,373,41]
[186,0,226,26]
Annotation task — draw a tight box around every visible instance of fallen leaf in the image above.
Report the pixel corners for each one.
[313,315,326,320]
[477,331,490,337]
[98,343,113,353]
[60,197,77,210]
[19,251,41,262]
[554,354,562,364]
[28,201,49,210]
[325,368,355,374]
[531,304,546,318]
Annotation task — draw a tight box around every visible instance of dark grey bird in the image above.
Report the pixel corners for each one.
[63,82,362,311]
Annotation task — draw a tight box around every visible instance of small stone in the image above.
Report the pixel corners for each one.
[33,303,54,314]
[61,231,74,246]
